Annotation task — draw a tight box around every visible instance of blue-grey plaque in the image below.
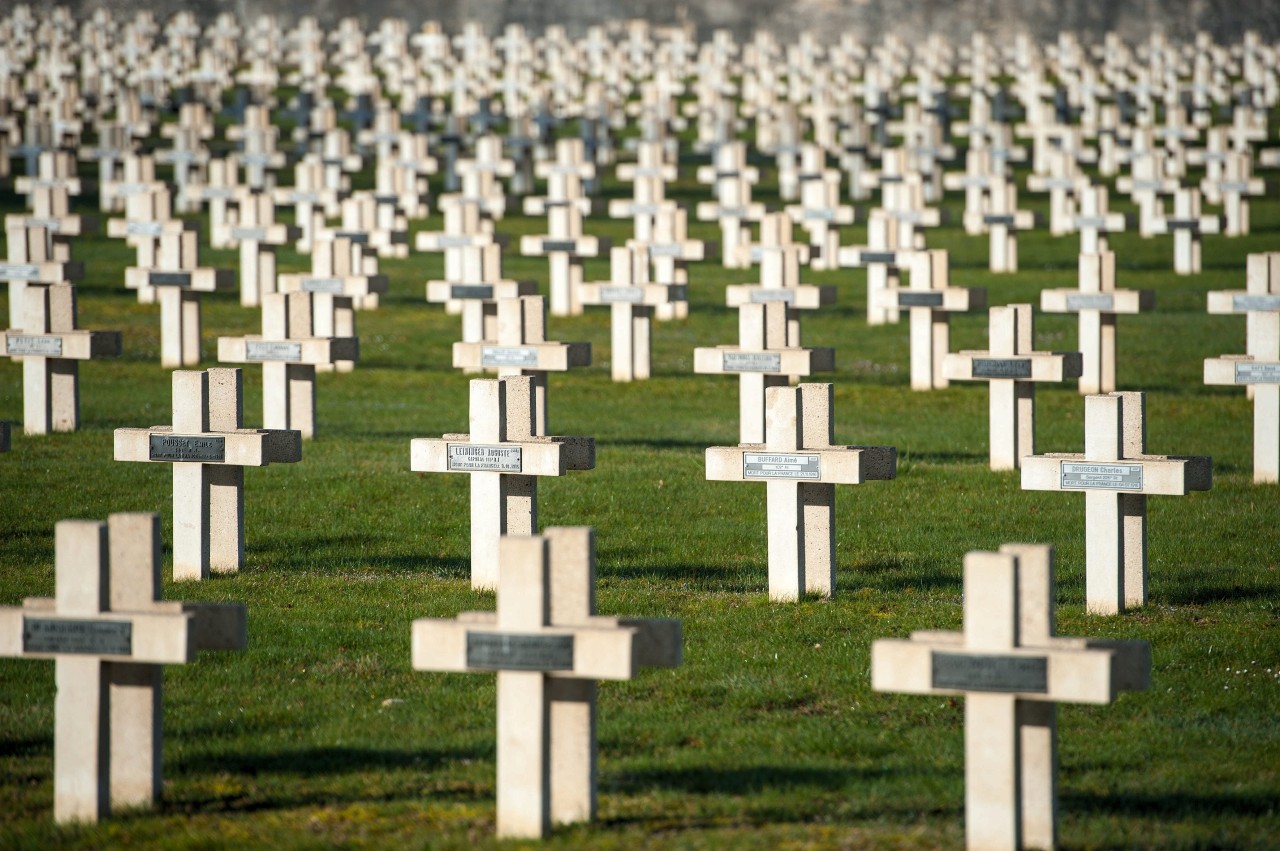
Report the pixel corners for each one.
[931,652,1048,693]
[1234,361,1280,384]
[750,289,796,304]
[301,277,346,294]
[149,272,192,287]
[859,251,897,264]
[600,286,643,303]
[447,443,522,472]
[897,291,945,308]
[6,335,63,356]
[1066,293,1115,311]
[723,351,781,372]
[466,632,574,671]
[541,240,578,252]
[450,285,494,299]
[149,435,226,462]
[24,617,133,656]
[1060,462,1143,490]
[481,346,539,367]
[972,358,1031,379]
[246,341,303,362]
[1232,295,1280,312]
[743,453,821,480]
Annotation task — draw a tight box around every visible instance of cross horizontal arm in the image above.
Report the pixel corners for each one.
[1021,453,1213,495]
[410,435,596,476]
[115,427,302,466]
[217,336,359,366]
[693,346,835,376]
[412,619,646,680]
[705,444,897,483]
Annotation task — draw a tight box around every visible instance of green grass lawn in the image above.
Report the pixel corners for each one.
[1,129,1278,849]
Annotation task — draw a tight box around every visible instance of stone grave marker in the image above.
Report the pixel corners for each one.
[579,245,684,381]
[217,292,357,438]
[114,368,302,580]
[885,250,987,391]
[106,185,189,272]
[1071,185,1127,255]
[1200,151,1264,238]
[837,209,912,326]
[278,235,387,373]
[1204,253,1280,482]
[0,513,247,823]
[1153,187,1220,275]
[1021,392,1212,613]
[3,222,83,328]
[452,295,590,435]
[967,175,1035,274]
[426,242,536,357]
[1041,252,1154,395]
[186,158,246,250]
[943,304,1083,470]
[213,192,299,307]
[273,158,340,252]
[124,230,234,367]
[636,204,704,321]
[2,283,121,434]
[695,141,764,269]
[411,528,680,838]
[872,543,1150,850]
[520,204,604,318]
[706,383,896,600]
[409,376,595,589]
[943,149,996,236]
[783,145,855,271]
[694,301,835,444]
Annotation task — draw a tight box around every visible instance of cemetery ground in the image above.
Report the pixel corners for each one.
[2,139,1278,848]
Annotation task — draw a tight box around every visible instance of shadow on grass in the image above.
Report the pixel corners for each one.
[249,535,470,580]
[1062,788,1277,823]
[605,764,866,796]
[897,450,990,465]
[1156,580,1280,607]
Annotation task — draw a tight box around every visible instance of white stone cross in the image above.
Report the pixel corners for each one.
[3,221,83,328]
[114,368,302,580]
[272,159,340,252]
[943,304,1083,470]
[837,209,912,326]
[0,513,247,822]
[695,300,835,444]
[884,250,986,391]
[217,292,358,438]
[1153,188,1220,275]
[409,376,595,589]
[1041,252,1154,395]
[872,543,1150,850]
[278,235,387,373]
[943,149,996,236]
[695,142,764,269]
[411,528,680,838]
[1204,252,1280,482]
[416,199,497,282]
[579,246,685,382]
[1116,152,1179,238]
[519,204,604,317]
[969,175,1035,274]
[1021,392,1212,613]
[2,283,121,434]
[726,214,833,338]
[213,192,299,307]
[783,145,855,271]
[123,230,235,367]
[452,295,591,434]
[426,242,536,354]
[1070,185,1127,255]
[105,185,188,271]
[706,383,896,600]
[1200,152,1264,238]
[1026,149,1089,236]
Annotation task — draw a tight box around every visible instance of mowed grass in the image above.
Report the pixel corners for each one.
[1,119,1279,849]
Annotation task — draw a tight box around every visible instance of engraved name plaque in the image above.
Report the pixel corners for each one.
[1066,293,1116,311]
[447,444,522,472]
[149,272,192,287]
[1232,295,1280,312]
[984,214,1016,226]
[541,240,577,252]
[750,289,797,304]
[600,286,643,303]
[897,291,944,308]
[450,285,494,299]
[0,263,39,279]
[125,222,165,237]
[480,346,539,367]
[743,453,821,480]
[931,652,1048,693]
[648,244,685,257]
[246,341,303,362]
[149,435,226,462]
[23,618,133,656]
[803,209,837,220]
[435,236,473,248]
[333,232,369,244]
[301,277,345,294]
[231,227,268,241]
[1060,462,1143,490]
[723,351,782,372]
[466,632,574,671]
[6,335,63,356]
[1234,361,1280,384]
[972,358,1032,379]
[860,251,897,264]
